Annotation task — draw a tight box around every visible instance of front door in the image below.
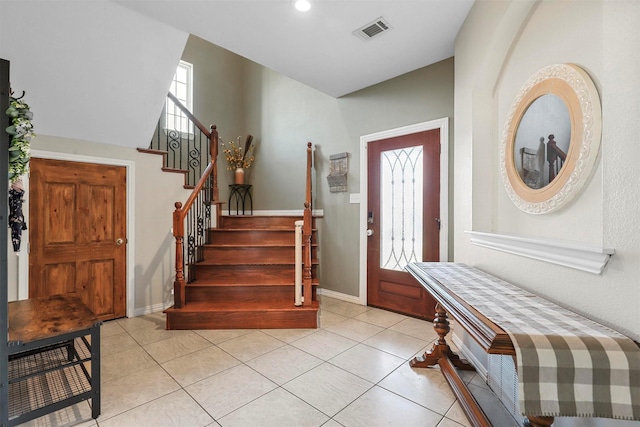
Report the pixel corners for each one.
[29,158,127,320]
[367,129,440,320]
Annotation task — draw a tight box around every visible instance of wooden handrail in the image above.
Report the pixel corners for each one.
[172,162,214,308]
[302,142,313,306]
[172,121,219,309]
[167,92,212,137]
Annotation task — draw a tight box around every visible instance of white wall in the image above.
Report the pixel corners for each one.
[0,0,187,149]
[455,1,640,424]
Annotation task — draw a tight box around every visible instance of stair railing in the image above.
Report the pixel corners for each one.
[302,142,314,306]
[151,92,219,189]
[546,137,567,183]
[172,125,220,309]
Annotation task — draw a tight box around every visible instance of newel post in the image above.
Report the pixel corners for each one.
[210,125,219,202]
[173,202,186,308]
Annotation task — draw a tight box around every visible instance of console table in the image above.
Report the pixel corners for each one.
[406,262,640,427]
[3,294,101,426]
[228,184,252,215]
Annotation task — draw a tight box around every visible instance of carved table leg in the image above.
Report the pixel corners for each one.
[523,415,554,427]
[410,303,475,371]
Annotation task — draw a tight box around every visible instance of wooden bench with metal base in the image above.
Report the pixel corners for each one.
[2,294,101,426]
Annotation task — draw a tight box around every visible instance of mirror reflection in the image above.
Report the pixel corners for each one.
[513,94,571,189]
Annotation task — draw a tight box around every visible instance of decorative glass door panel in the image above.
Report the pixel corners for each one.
[367,129,440,320]
[380,146,423,271]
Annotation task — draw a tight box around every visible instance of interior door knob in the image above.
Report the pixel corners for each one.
[367,229,374,237]
[116,238,124,246]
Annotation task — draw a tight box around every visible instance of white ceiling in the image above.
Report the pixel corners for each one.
[116,0,475,97]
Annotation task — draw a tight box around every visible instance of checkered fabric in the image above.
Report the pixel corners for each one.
[411,262,640,421]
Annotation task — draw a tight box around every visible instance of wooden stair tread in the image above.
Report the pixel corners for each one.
[187,280,319,287]
[137,148,167,156]
[194,259,320,266]
[165,300,319,312]
[212,228,318,232]
[204,243,318,248]
[161,167,188,174]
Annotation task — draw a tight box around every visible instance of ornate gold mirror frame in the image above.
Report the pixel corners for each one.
[500,64,601,214]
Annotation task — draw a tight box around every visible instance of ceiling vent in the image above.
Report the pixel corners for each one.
[353,17,392,41]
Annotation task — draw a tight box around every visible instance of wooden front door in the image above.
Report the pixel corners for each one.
[367,130,440,320]
[29,158,127,320]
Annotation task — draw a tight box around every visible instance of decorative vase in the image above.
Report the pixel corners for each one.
[234,167,245,184]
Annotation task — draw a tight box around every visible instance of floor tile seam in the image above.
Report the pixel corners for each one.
[95,387,194,425]
[301,335,361,362]
[125,329,194,347]
[156,351,242,389]
[141,337,216,364]
[351,316,407,329]
[321,327,382,343]
[368,383,447,421]
[217,341,288,364]
[374,378,453,419]
[323,357,396,385]
[379,325,436,344]
[201,377,282,422]
[329,383,415,424]
[356,338,427,361]
[280,376,376,420]
[318,305,371,318]
[100,355,165,386]
[193,329,254,345]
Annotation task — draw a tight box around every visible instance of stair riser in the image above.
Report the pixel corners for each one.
[208,230,318,245]
[192,264,318,283]
[166,309,318,329]
[186,285,297,304]
[221,216,315,229]
[202,246,318,264]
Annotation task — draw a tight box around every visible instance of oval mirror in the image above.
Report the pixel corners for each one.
[500,64,601,214]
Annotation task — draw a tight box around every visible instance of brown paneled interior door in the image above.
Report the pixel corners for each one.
[367,130,440,320]
[29,158,127,320]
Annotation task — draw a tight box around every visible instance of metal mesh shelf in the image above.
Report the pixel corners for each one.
[8,337,93,421]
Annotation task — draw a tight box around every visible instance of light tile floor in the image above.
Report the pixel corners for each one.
[17,296,519,427]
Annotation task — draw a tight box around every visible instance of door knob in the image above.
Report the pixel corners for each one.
[366,229,374,237]
[116,238,124,246]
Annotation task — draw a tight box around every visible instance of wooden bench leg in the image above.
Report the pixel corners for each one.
[410,302,475,371]
[524,415,554,427]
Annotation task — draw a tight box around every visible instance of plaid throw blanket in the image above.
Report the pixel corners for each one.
[412,263,640,421]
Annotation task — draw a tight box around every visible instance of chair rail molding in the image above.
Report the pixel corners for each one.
[465,231,614,274]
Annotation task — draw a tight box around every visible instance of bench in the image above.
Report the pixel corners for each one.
[4,294,101,426]
[406,262,640,427]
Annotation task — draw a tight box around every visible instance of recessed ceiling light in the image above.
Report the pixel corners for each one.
[294,0,311,12]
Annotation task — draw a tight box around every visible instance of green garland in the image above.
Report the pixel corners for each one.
[5,98,34,183]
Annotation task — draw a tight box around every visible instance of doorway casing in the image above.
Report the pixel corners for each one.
[358,118,449,305]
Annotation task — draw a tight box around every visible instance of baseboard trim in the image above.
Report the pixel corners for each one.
[317,288,362,305]
[133,301,174,317]
[452,332,488,381]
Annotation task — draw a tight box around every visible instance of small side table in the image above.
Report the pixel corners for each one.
[228,184,253,215]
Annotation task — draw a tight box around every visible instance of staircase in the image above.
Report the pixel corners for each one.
[143,93,319,330]
[164,215,319,329]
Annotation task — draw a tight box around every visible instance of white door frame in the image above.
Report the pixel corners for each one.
[18,150,136,318]
[358,118,449,305]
